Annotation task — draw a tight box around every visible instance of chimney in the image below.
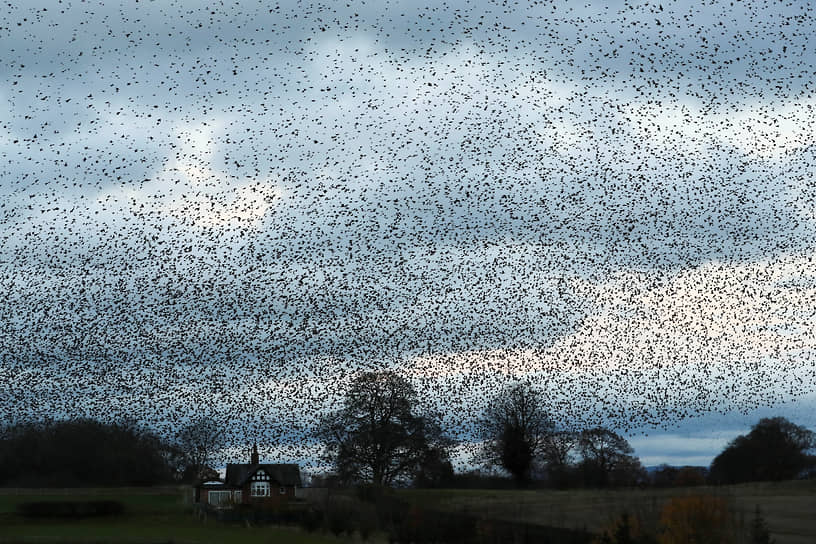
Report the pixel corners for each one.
[251,442,259,465]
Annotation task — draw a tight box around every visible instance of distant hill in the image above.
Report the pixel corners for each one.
[644,465,708,474]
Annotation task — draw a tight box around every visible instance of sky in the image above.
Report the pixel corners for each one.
[2,0,816,470]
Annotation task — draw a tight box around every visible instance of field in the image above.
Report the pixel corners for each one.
[1,482,814,543]
[0,487,356,544]
[399,480,816,544]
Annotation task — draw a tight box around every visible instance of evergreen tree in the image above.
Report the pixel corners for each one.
[749,505,775,544]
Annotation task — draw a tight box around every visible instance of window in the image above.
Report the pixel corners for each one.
[251,481,270,497]
[208,490,231,506]
[279,486,286,495]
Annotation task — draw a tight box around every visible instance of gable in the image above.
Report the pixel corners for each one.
[225,463,302,487]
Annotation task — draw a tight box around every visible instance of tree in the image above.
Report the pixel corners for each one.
[317,371,451,487]
[477,381,554,485]
[578,427,642,487]
[709,417,816,484]
[673,466,707,487]
[0,418,177,486]
[609,454,649,487]
[175,417,226,482]
[413,445,455,488]
[749,505,775,544]
[541,430,578,487]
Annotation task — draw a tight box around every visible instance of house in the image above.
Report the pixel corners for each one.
[195,444,302,508]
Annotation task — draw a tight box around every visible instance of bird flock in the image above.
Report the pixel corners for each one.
[1,0,816,469]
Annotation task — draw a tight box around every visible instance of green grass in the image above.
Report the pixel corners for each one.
[0,491,187,516]
[5,483,814,544]
[0,488,357,544]
[0,515,345,544]
[398,480,816,544]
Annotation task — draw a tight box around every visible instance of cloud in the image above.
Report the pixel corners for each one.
[401,252,816,433]
[139,122,284,229]
[628,433,737,467]
[2,0,816,464]
[625,97,816,159]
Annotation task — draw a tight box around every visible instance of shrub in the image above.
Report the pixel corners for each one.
[356,482,391,502]
[327,511,350,536]
[594,512,658,544]
[658,495,735,544]
[17,500,125,518]
[749,505,775,544]
[325,498,355,537]
[300,507,323,532]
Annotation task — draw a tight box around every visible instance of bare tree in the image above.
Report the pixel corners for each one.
[317,371,451,487]
[578,427,641,487]
[541,430,578,487]
[477,381,555,485]
[176,417,226,482]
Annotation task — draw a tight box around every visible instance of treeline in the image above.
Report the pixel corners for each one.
[314,372,816,491]
[0,411,234,487]
[1,371,814,489]
[0,419,182,487]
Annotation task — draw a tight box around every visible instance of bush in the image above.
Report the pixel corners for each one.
[300,508,323,532]
[594,512,658,544]
[658,495,735,544]
[355,482,392,502]
[17,500,125,518]
[324,496,356,537]
[327,510,351,537]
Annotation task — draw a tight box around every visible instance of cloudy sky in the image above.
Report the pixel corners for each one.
[2,0,816,469]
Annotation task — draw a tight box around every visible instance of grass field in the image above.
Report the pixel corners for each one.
[398,480,816,544]
[2,482,813,543]
[0,487,360,544]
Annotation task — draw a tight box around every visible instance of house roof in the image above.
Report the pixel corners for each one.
[224,463,302,487]
[194,478,228,489]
